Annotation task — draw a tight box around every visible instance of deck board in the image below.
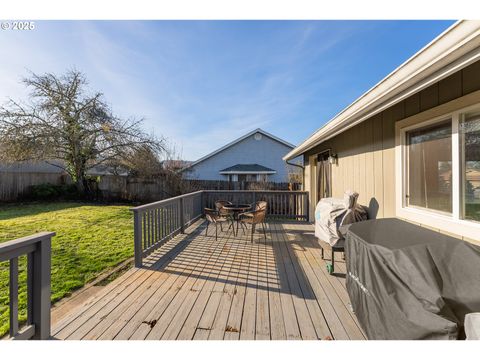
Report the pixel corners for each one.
[52,220,366,340]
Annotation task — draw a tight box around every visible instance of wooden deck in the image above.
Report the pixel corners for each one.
[51,220,366,340]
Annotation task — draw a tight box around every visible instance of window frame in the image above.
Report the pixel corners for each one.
[396,102,480,241]
[403,118,454,216]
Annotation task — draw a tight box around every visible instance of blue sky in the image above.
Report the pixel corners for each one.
[0,20,454,160]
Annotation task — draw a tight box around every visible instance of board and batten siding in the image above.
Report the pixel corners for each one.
[304,60,480,243]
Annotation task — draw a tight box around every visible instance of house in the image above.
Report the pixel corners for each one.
[183,128,301,182]
[284,20,480,243]
[0,161,129,177]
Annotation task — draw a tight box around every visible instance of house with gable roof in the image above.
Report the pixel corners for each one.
[183,128,301,182]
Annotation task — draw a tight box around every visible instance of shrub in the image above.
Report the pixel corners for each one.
[28,183,80,200]
[29,183,61,200]
[59,184,80,199]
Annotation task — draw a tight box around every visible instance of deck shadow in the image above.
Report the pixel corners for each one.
[142,220,318,299]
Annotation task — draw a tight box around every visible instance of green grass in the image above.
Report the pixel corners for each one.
[0,202,134,337]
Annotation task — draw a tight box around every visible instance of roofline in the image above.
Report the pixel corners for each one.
[284,20,480,161]
[184,128,295,171]
[219,170,277,174]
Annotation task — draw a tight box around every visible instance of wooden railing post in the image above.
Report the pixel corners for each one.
[305,193,310,222]
[180,197,185,234]
[9,258,19,337]
[31,236,51,340]
[0,232,55,340]
[133,210,143,268]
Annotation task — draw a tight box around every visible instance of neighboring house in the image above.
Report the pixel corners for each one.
[284,20,480,243]
[0,161,128,177]
[183,128,301,182]
[0,161,66,174]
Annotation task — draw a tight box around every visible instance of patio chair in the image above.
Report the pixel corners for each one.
[215,200,232,214]
[214,200,232,232]
[239,207,267,243]
[204,208,229,240]
[254,200,267,211]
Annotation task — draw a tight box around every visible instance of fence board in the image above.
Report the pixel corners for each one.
[1,170,301,203]
[0,172,67,201]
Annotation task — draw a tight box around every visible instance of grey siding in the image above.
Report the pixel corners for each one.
[185,132,296,182]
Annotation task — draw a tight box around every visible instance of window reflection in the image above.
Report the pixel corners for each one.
[407,121,452,213]
[461,113,480,222]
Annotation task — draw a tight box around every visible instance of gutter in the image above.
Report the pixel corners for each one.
[285,158,305,189]
[284,20,480,161]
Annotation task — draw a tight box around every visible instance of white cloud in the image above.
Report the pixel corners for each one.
[0,20,364,160]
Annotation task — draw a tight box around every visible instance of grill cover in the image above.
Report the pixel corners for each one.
[345,218,480,340]
[314,190,368,247]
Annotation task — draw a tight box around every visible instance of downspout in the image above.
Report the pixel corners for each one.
[285,159,305,190]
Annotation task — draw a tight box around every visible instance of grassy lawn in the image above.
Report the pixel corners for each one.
[0,202,134,337]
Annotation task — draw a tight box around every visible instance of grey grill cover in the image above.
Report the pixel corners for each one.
[314,190,368,247]
[345,218,480,340]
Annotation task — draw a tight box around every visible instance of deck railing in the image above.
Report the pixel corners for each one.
[203,190,309,221]
[131,191,204,267]
[0,232,54,340]
[131,190,309,267]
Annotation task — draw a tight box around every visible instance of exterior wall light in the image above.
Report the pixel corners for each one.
[328,154,338,165]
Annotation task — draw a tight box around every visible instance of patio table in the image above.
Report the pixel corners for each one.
[222,204,252,236]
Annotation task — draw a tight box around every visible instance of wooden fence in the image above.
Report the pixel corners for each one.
[131,190,309,267]
[98,178,301,202]
[0,171,302,203]
[0,172,67,202]
[96,176,172,202]
[184,180,301,191]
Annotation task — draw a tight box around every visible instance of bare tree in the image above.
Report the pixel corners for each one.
[160,145,195,196]
[119,144,164,178]
[0,70,165,193]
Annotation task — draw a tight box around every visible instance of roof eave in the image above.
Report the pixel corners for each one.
[219,171,277,175]
[284,20,480,161]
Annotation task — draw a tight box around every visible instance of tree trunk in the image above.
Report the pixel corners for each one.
[75,177,85,194]
[73,161,87,195]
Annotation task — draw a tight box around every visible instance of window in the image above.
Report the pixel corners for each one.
[236,174,257,182]
[406,121,452,213]
[257,174,268,182]
[399,104,480,232]
[461,112,480,222]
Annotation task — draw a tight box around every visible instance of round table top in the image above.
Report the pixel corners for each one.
[222,204,252,211]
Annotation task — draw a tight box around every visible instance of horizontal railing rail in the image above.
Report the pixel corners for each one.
[131,190,309,267]
[0,232,55,340]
